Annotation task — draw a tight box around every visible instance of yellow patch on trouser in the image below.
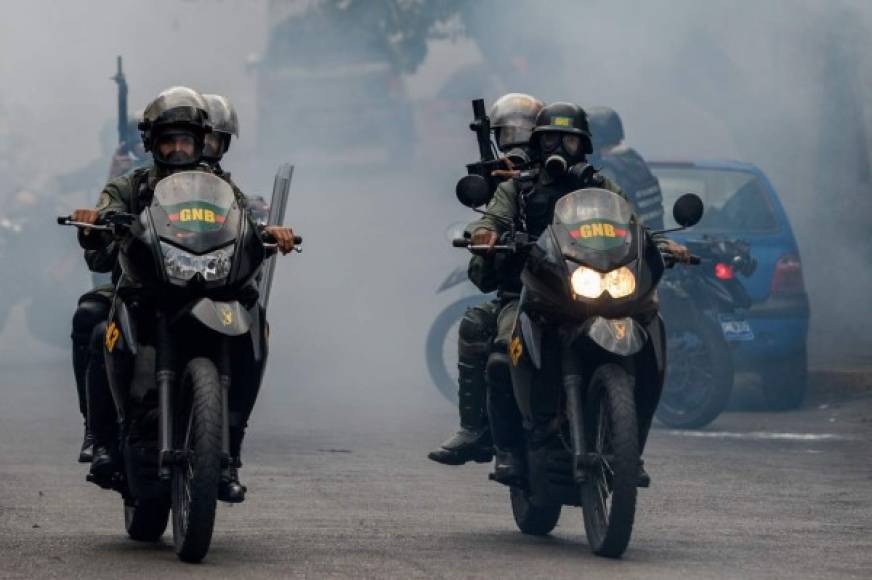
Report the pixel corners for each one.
[105,322,120,352]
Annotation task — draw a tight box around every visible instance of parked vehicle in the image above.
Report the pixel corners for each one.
[650,161,810,410]
[657,237,756,428]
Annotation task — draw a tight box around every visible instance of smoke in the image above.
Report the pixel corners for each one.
[1,0,871,430]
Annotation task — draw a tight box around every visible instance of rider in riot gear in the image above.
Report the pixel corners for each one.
[69,86,296,503]
[428,93,543,467]
[462,102,688,486]
[201,94,239,172]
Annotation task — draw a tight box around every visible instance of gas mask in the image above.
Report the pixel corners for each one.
[538,132,584,176]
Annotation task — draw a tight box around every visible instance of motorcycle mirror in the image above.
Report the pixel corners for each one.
[672,193,704,228]
[455,174,492,208]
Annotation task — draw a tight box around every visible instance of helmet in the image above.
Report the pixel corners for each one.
[489,93,544,151]
[531,102,593,155]
[202,94,239,162]
[587,106,625,151]
[139,86,211,167]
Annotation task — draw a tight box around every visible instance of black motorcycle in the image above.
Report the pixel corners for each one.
[454,178,702,557]
[656,237,756,429]
[58,171,300,563]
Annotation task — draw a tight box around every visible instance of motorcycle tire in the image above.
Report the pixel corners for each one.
[172,358,223,563]
[425,296,483,405]
[510,486,561,536]
[760,347,808,411]
[581,364,639,558]
[124,497,170,542]
[656,317,733,429]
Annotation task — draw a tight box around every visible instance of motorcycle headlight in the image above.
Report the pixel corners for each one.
[160,242,234,282]
[570,266,636,299]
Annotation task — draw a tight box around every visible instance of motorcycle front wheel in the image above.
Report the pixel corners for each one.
[581,364,639,558]
[172,358,223,563]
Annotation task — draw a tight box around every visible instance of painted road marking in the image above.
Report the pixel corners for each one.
[663,430,854,442]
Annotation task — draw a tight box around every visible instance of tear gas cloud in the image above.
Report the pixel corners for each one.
[0,0,870,427]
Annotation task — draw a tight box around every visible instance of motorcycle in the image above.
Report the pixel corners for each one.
[58,171,301,563]
[656,237,756,428]
[453,175,702,557]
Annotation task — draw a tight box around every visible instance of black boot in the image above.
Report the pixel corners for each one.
[88,444,117,488]
[79,426,94,463]
[637,461,651,488]
[428,359,494,465]
[218,458,247,503]
[491,448,525,486]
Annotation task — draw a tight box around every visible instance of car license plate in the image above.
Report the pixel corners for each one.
[718,314,754,342]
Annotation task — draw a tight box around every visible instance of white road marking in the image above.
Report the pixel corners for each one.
[663,430,853,442]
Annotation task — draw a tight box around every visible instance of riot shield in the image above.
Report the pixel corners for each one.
[258,163,294,311]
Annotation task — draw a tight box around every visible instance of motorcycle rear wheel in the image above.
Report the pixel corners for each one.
[172,358,223,563]
[124,497,170,542]
[581,364,639,558]
[510,486,561,536]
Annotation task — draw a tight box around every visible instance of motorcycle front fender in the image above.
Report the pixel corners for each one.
[576,316,647,356]
[188,298,251,337]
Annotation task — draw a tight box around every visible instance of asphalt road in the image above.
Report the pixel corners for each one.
[1,358,870,580]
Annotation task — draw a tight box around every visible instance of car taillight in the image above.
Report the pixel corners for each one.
[714,262,734,280]
[770,254,805,295]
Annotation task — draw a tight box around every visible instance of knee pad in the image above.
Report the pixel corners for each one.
[486,352,512,392]
[458,306,497,359]
[72,299,110,340]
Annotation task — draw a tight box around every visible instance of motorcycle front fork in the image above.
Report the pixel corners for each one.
[156,315,232,480]
[561,337,588,483]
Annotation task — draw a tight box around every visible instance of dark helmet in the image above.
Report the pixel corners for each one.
[587,106,625,151]
[489,93,544,151]
[531,102,593,155]
[138,86,211,167]
[202,94,239,162]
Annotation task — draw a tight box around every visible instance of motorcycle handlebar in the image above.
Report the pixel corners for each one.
[452,238,516,253]
[56,216,113,231]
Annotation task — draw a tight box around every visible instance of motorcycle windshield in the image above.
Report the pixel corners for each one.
[151,171,242,254]
[553,188,636,260]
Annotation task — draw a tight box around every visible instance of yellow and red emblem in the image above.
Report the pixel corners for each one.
[509,335,524,367]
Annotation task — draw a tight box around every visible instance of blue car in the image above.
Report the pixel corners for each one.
[649,160,810,409]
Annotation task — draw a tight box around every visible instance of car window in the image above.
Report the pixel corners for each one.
[652,167,778,233]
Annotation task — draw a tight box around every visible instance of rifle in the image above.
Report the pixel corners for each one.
[111,56,129,155]
[464,99,505,196]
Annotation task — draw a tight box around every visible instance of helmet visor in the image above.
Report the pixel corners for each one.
[496,125,533,149]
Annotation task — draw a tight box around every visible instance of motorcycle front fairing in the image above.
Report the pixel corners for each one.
[116,171,268,349]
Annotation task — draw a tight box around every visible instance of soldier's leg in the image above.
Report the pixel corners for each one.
[428,300,498,465]
[87,320,119,483]
[633,313,667,487]
[487,300,525,483]
[71,295,111,462]
[221,308,269,503]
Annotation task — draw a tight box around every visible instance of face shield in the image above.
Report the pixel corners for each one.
[496,125,533,150]
[203,132,229,162]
